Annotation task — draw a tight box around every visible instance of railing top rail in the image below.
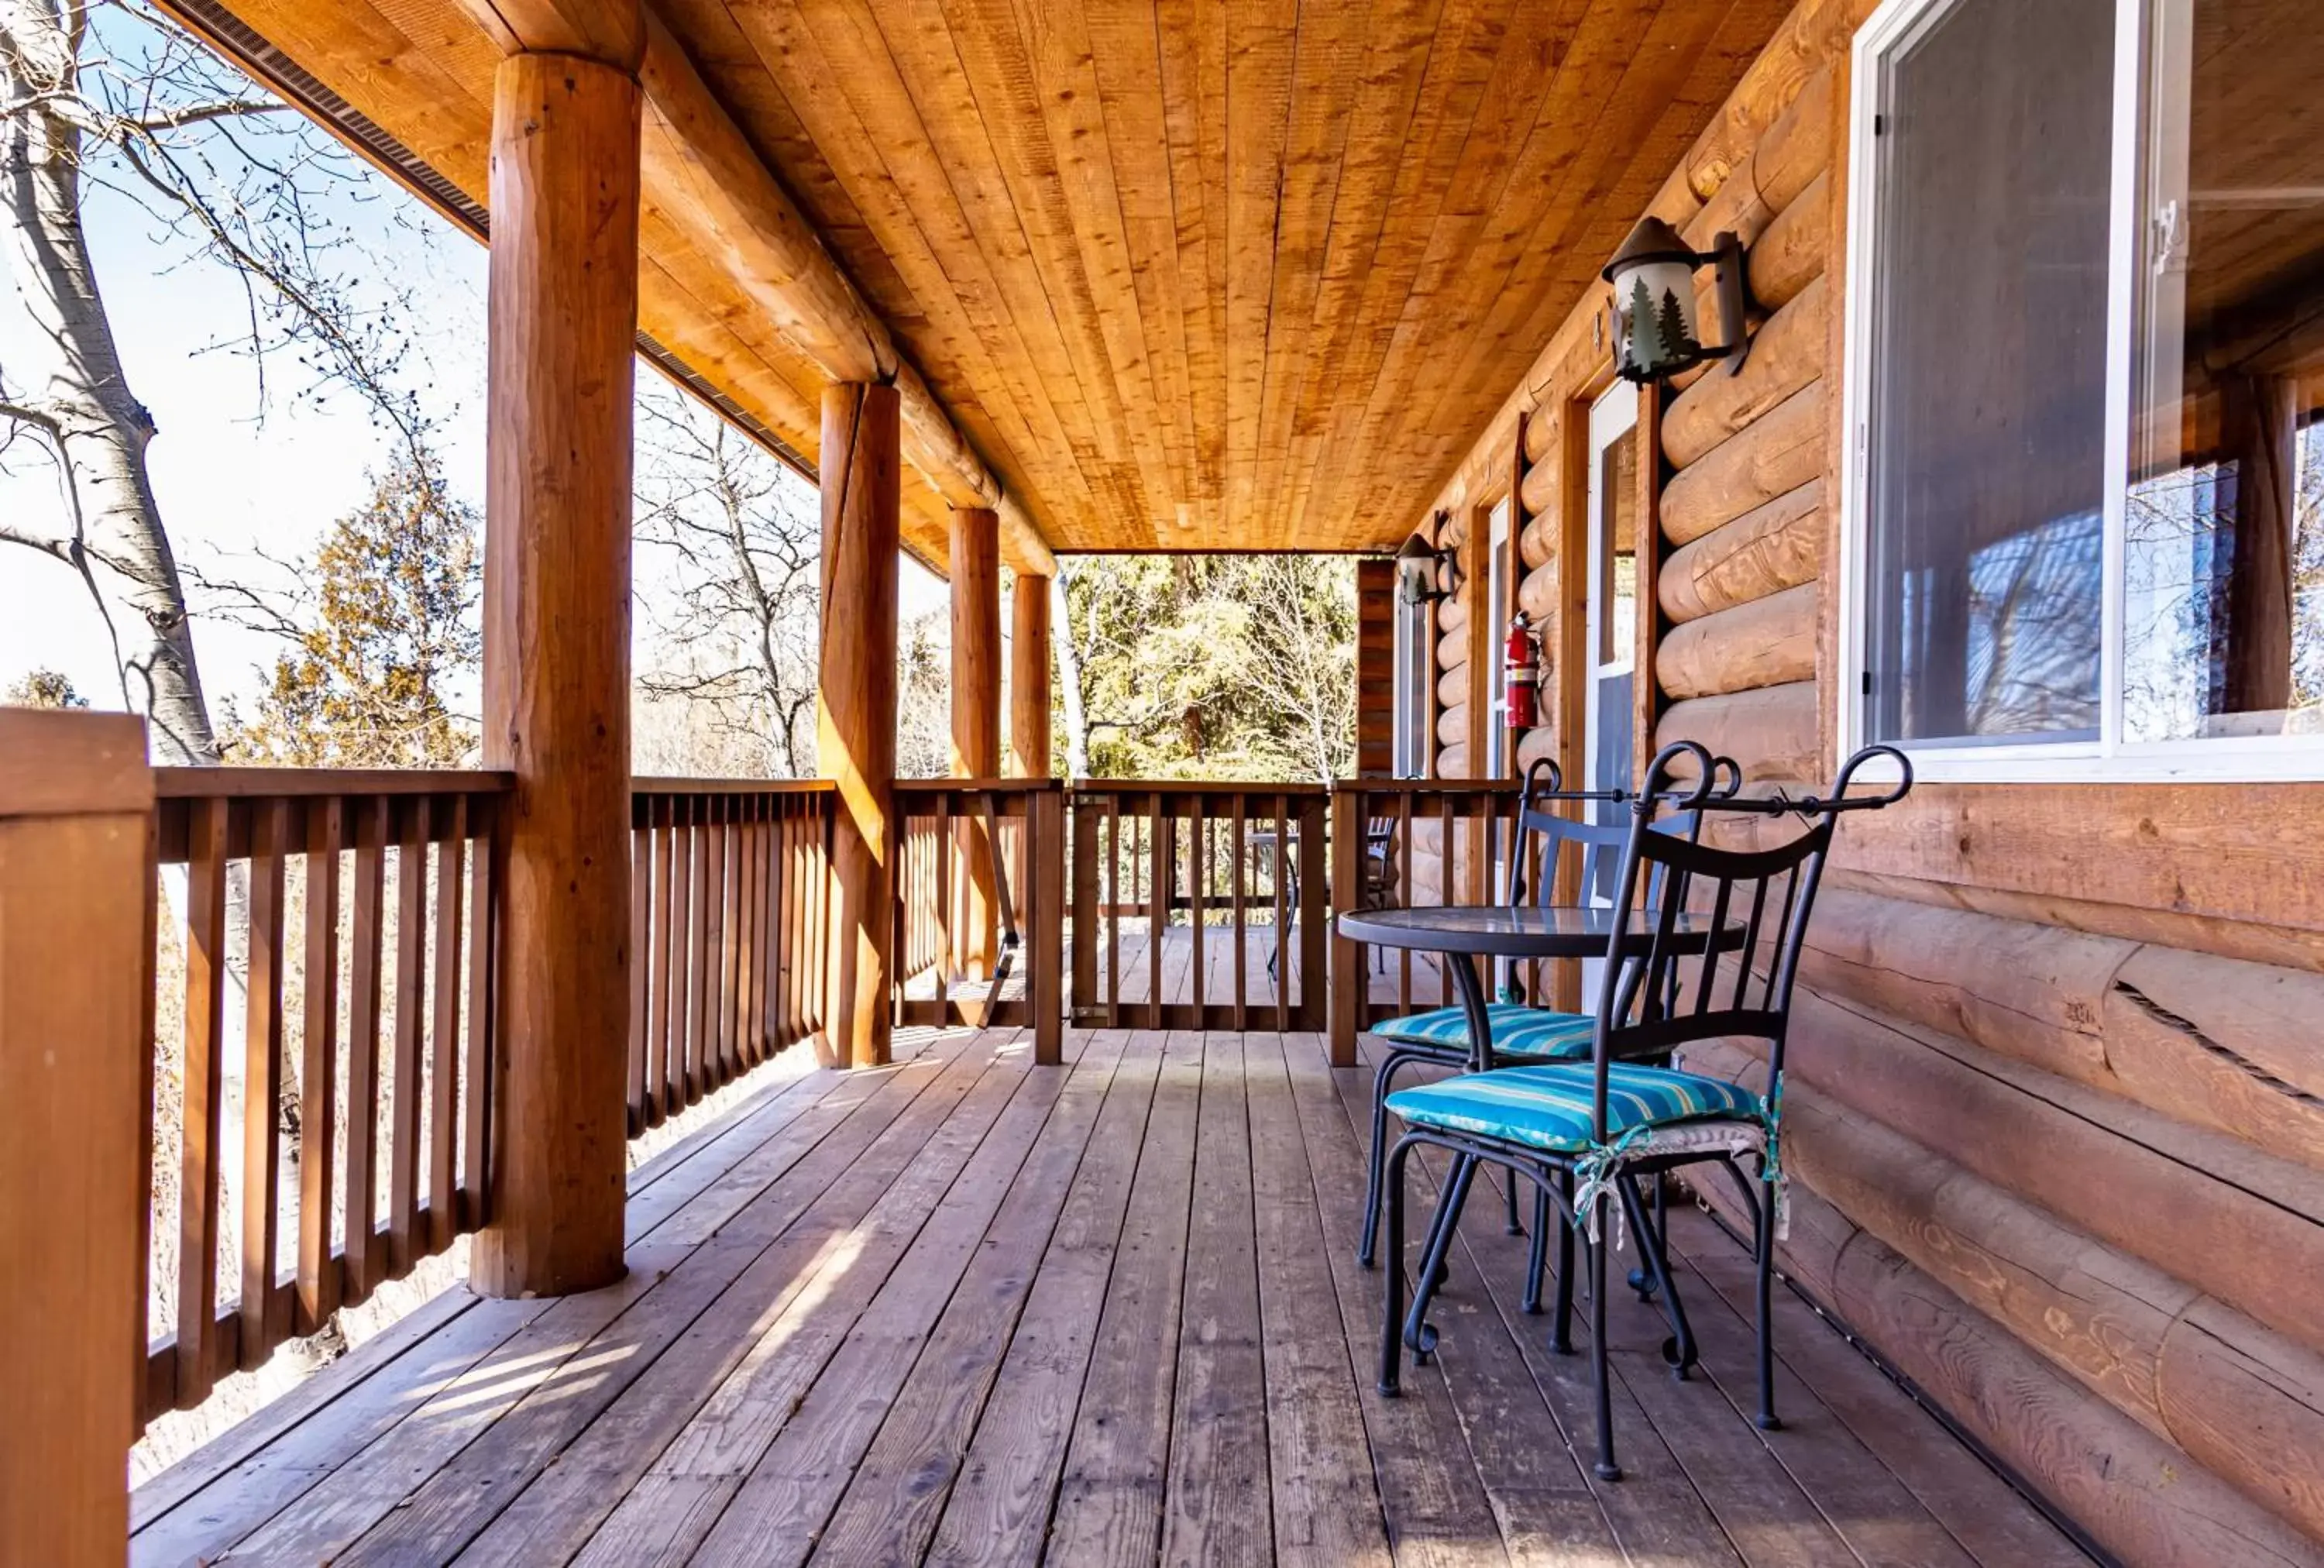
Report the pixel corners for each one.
[894,776,1061,793]
[1331,777,1522,795]
[155,766,514,799]
[1067,779,1331,796]
[633,776,837,795]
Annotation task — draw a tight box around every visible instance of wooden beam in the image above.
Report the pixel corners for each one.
[0,711,149,1568]
[949,506,1000,977]
[453,0,643,68]
[471,50,638,1299]
[820,382,901,1068]
[1010,573,1053,779]
[634,14,1054,577]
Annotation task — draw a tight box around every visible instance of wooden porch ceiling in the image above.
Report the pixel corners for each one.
[170,0,1790,562]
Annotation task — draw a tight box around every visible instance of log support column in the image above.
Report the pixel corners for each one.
[950,507,1001,978]
[820,382,902,1068]
[1011,573,1053,779]
[473,44,641,1299]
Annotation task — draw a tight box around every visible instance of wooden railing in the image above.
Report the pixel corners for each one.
[125,763,1514,1432]
[1329,779,1524,1063]
[892,779,1064,1061]
[142,768,509,1426]
[627,780,834,1132]
[1066,782,1330,1031]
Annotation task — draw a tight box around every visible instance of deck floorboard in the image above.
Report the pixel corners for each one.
[135,977,2085,1567]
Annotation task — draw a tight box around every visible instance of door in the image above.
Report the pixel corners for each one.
[1583,381,1641,910]
[1485,497,1512,778]
[1584,381,1642,806]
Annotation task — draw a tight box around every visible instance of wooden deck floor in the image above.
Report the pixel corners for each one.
[132,1027,2088,1567]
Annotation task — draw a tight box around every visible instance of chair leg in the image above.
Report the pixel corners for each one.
[1551,1167,1576,1355]
[1503,1164,1523,1234]
[1619,1174,1695,1378]
[1379,1139,1413,1395]
[1755,1170,1781,1432]
[1521,1180,1551,1315]
[1406,1153,1477,1360]
[1589,1192,1621,1481]
[1359,1050,1416,1268]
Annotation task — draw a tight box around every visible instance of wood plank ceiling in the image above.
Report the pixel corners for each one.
[174,0,1789,561]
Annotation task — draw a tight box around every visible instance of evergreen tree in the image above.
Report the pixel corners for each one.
[224,451,481,766]
[3,669,89,708]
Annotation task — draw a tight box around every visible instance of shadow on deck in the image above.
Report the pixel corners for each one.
[130,1023,2087,1566]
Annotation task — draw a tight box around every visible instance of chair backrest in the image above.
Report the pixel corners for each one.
[1502,755,1710,912]
[1584,741,1912,1137]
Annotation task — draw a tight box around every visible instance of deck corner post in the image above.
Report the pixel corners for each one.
[473,39,641,1300]
[0,710,151,1566]
[1030,783,1065,1064]
[820,380,902,1069]
[1329,787,1362,1064]
[949,505,1001,978]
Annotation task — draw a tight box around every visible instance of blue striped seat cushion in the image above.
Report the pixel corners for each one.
[1370,1003,1596,1060]
[1384,1062,1762,1155]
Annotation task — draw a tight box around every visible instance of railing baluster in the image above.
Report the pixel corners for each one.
[388,796,428,1279]
[627,796,650,1133]
[1105,798,1120,1028]
[346,796,387,1305]
[174,794,229,1406]
[702,796,728,1089]
[650,794,678,1124]
[428,797,466,1251]
[239,798,288,1369]
[1146,792,1166,1029]
[295,798,342,1336]
[136,810,161,1426]
[1188,795,1206,1026]
[683,794,709,1106]
[462,797,496,1229]
[1230,795,1247,1031]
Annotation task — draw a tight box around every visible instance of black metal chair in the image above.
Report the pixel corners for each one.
[1354,757,1728,1271]
[1375,741,1911,1483]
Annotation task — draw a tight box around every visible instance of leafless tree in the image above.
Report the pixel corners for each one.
[633,385,821,775]
[1230,554,1357,784]
[2,0,439,762]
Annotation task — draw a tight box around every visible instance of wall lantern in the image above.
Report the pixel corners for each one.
[1601,216,1752,383]
[1395,526,1459,607]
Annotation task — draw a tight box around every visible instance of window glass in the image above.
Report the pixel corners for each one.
[1598,431,1638,669]
[2123,0,2324,741]
[1862,0,2114,745]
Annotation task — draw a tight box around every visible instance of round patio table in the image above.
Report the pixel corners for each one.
[1336,905,1740,1070]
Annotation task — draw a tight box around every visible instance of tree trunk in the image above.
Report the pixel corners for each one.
[2,10,219,765]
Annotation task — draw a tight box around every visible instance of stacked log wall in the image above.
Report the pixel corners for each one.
[1393,0,2324,1559]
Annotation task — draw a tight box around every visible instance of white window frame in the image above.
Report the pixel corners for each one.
[1487,498,1511,777]
[1392,576,1429,778]
[1838,0,2324,782]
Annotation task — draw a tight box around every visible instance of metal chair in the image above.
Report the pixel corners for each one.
[1354,756,1723,1271]
[1376,741,1911,1482]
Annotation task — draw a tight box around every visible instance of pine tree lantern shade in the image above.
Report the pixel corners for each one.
[1601,216,1751,383]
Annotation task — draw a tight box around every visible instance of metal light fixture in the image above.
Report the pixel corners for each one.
[1601,216,1752,383]
[1394,525,1459,607]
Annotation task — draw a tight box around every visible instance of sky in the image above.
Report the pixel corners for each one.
[0,19,942,727]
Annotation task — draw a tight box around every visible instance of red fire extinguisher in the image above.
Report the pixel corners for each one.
[1504,610,1540,730]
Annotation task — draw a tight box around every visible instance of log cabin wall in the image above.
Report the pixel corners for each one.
[1395,0,2324,1560]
